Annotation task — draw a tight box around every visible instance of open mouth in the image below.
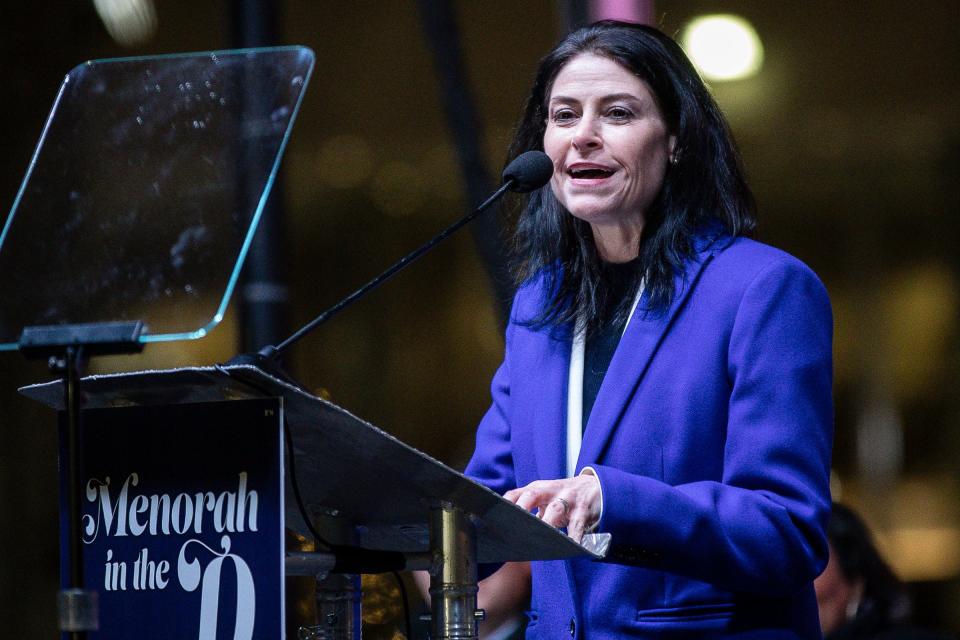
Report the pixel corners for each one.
[568,167,615,179]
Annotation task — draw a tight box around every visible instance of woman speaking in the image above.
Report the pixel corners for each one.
[466,21,833,638]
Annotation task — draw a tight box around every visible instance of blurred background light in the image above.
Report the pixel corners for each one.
[92,0,158,47]
[371,160,425,217]
[681,14,764,81]
[883,526,960,581]
[315,134,374,190]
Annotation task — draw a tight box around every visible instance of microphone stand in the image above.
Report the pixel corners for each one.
[227,178,515,372]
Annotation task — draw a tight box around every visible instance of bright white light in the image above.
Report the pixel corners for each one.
[93,0,158,47]
[681,14,764,82]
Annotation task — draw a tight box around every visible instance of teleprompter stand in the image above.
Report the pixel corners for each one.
[18,321,145,638]
[0,45,315,638]
[22,364,610,639]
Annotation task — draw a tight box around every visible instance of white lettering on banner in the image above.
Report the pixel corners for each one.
[178,535,256,640]
[171,493,194,535]
[128,495,148,536]
[148,494,171,535]
[83,474,135,543]
[103,549,128,591]
[132,548,170,590]
[82,472,259,543]
[83,470,266,636]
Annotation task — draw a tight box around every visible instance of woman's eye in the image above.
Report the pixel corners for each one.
[606,107,632,121]
[551,109,578,124]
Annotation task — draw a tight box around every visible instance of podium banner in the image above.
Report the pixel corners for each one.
[60,398,284,639]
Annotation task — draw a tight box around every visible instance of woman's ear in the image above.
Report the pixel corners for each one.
[668,135,679,165]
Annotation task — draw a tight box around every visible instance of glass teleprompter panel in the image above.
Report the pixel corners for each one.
[0,46,314,350]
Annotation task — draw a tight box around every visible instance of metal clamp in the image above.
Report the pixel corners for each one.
[58,588,99,632]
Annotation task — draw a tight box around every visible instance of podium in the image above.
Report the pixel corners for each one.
[21,364,608,638]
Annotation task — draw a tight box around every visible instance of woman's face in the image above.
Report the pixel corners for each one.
[543,53,675,230]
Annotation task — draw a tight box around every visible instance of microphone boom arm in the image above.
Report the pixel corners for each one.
[261,179,515,359]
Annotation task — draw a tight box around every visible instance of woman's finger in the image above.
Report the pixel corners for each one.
[567,517,586,543]
[503,478,600,540]
[508,485,546,513]
[566,501,596,543]
[507,481,555,510]
[541,497,570,528]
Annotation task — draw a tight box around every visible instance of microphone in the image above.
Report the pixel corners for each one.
[502,150,553,193]
[227,151,553,370]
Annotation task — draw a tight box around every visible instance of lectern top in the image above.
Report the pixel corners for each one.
[0,46,314,350]
[20,365,607,565]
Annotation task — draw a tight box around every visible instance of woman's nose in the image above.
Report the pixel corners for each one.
[571,118,602,152]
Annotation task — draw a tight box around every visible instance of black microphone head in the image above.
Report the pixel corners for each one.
[502,151,553,193]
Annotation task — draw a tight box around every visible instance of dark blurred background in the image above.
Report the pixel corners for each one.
[1,1,958,636]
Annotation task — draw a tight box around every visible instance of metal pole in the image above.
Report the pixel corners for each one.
[58,345,98,637]
[303,573,361,640]
[231,0,292,355]
[429,505,483,640]
[417,0,513,327]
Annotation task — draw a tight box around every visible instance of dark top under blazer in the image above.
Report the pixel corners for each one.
[466,227,834,639]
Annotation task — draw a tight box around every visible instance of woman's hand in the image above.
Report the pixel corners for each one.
[504,474,601,543]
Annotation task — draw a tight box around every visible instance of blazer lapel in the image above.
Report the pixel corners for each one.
[531,323,573,482]
[576,230,730,470]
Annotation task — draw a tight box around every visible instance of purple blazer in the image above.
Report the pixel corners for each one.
[466,228,833,638]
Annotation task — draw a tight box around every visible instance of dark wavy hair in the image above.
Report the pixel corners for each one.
[826,503,911,632]
[507,21,756,332]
